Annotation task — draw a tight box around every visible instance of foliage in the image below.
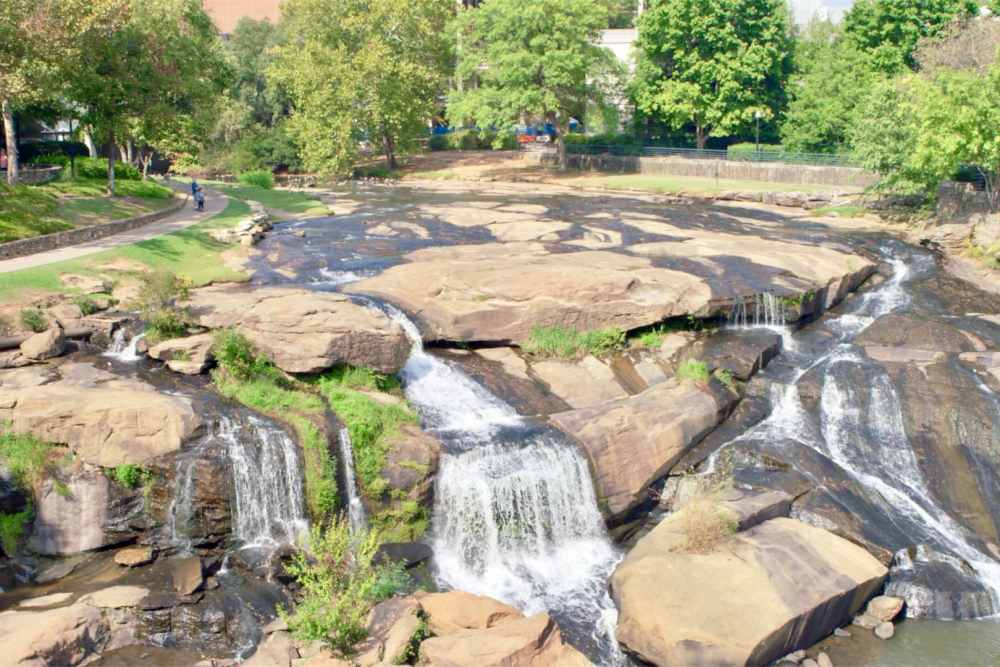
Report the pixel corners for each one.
[523,325,627,359]
[226,17,288,130]
[672,497,738,554]
[780,31,881,153]
[213,329,286,385]
[843,0,978,72]
[633,0,792,148]
[449,0,618,165]
[321,365,402,393]
[914,14,1000,75]
[271,0,453,174]
[222,122,303,174]
[19,308,47,333]
[29,156,141,181]
[676,359,710,383]
[72,295,101,316]
[0,430,53,489]
[281,519,411,655]
[110,463,148,489]
[237,170,274,190]
[17,141,89,164]
[0,509,32,557]
[134,270,192,344]
[211,183,328,216]
[714,368,736,390]
[852,64,1000,210]
[427,130,520,152]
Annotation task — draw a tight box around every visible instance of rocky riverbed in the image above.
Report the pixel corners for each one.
[2,180,999,666]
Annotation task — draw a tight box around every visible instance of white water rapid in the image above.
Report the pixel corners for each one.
[338,427,368,534]
[377,302,625,663]
[728,291,796,351]
[712,248,1000,618]
[103,329,146,362]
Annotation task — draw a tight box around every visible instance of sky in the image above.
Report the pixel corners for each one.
[790,0,856,24]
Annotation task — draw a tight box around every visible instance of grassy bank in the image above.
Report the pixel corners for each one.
[210,182,329,216]
[0,178,174,244]
[0,198,250,302]
[561,174,846,195]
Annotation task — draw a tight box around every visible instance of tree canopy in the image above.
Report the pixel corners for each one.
[271,0,453,175]
[633,0,792,148]
[448,0,616,164]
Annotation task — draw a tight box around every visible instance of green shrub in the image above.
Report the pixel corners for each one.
[353,165,397,180]
[214,329,286,385]
[714,368,736,390]
[281,519,410,655]
[677,359,710,383]
[0,430,53,489]
[134,270,192,344]
[0,509,32,556]
[320,365,401,393]
[523,325,625,359]
[72,295,101,316]
[111,464,144,489]
[237,170,274,190]
[38,157,141,180]
[726,142,785,159]
[430,130,519,152]
[19,308,47,333]
[428,134,449,151]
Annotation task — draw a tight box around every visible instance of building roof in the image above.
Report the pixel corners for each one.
[203,0,281,34]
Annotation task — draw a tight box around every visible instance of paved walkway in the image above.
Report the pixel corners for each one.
[0,185,228,274]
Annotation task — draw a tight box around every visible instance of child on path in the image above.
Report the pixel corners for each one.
[195,185,206,212]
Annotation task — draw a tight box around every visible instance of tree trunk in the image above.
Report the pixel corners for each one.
[695,124,706,150]
[556,133,568,170]
[2,98,19,186]
[119,144,128,163]
[984,169,999,214]
[126,139,135,165]
[383,133,398,170]
[107,134,117,196]
[83,127,98,157]
[141,151,152,180]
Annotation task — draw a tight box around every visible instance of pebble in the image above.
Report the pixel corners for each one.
[875,621,895,640]
[777,649,806,664]
[833,627,851,638]
[818,652,834,667]
[802,659,819,667]
[852,612,879,629]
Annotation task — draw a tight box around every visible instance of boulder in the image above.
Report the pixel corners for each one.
[551,378,736,520]
[354,596,425,666]
[47,304,84,326]
[186,285,409,374]
[0,603,109,666]
[19,326,65,361]
[865,595,904,623]
[874,621,894,640]
[677,329,782,382]
[0,364,201,467]
[79,585,149,609]
[611,510,888,667]
[148,333,215,375]
[59,274,110,294]
[417,612,589,667]
[530,356,628,409]
[171,557,203,595]
[115,546,156,568]
[243,630,296,667]
[419,591,521,636]
[852,613,879,630]
[19,592,74,608]
[380,424,442,507]
[817,653,834,667]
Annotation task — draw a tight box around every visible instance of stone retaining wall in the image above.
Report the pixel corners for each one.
[938,181,992,222]
[562,153,878,188]
[0,193,188,261]
[2,166,63,185]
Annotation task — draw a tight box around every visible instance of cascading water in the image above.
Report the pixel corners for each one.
[709,246,1000,619]
[223,414,308,547]
[104,329,145,362]
[338,427,368,534]
[728,291,796,351]
[378,302,625,663]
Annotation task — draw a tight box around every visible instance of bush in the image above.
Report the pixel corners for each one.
[0,509,32,557]
[428,134,449,151]
[213,329,286,385]
[226,123,303,174]
[676,359,710,383]
[40,157,142,181]
[19,308,47,333]
[281,519,411,655]
[523,325,626,359]
[237,170,274,190]
[0,430,54,489]
[672,497,738,554]
[18,140,88,164]
[429,129,519,152]
[111,464,144,489]
[134,270,192,344]
[727,142,785,159]
[72,295,101,316]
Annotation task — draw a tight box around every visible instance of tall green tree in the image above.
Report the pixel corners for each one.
[69,0,228,194]
[227,17,287,129]
[0,0,126,184]
[633,0,792,149]
[271,0,452,175]
[843,0,978,73]
[449,0,616,165]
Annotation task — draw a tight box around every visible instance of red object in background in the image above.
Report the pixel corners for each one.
[517,135,536,144]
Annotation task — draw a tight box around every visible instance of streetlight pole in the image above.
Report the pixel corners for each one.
[754,110,761,155]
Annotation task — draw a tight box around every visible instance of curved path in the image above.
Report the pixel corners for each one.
[0,184,227,275]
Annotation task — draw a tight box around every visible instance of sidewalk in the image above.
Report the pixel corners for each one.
[0,186,227,275]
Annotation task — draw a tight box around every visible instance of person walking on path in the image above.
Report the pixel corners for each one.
[190,178,199,206]
[195,185,206,212]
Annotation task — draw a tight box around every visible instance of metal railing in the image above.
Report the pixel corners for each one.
[565,143,859,168]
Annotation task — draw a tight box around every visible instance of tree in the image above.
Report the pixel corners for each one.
[781,35,880,153]
[449,0,616,166]
[271,0,452,175]
[0,0,125,184]
[844,0,978,73]
[633,0,792,149]
[69,0,229,194]
[226,18,288,129]
[852,65,1000,211]
[914,13,1000,75]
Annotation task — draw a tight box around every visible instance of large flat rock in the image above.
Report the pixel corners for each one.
[552,378,736,520]
[0,603,109,666]
[611,513,887,667]
[0,363,200,467]
[348,237,872,343]
[186,285,409,374]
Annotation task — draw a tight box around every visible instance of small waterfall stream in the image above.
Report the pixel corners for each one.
[711,247,1000,619]
[104,329,146,362]
[379,303,625,663]
[338,427,368,534]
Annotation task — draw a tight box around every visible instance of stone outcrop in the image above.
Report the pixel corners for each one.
[379,424,442,508]
[30,470,112,555]
[186,285,409,374]
[0,603,109,666]
[115,546,156,568]
[0,362,201,467]
[171,557,204,595]
[611,497,888,667]
[348,235,873,344]
[552,378,737,520]
[353,596,425,666]
[419,591,521,636]
[148,333,215,375]
[19,326,65,361]
[530,356,628,409]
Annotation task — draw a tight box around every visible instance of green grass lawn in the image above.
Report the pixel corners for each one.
[0,198,251,301]
[209,182,329,216]
[0,178,175,243]
[564,174,847,195]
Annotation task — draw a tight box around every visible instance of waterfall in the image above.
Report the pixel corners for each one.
[378,302,624,663]
[167,451,199,553]
[728,291,796,352]
[104,329,145,362]
[223,415,308,548]
[338,427,368,534]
